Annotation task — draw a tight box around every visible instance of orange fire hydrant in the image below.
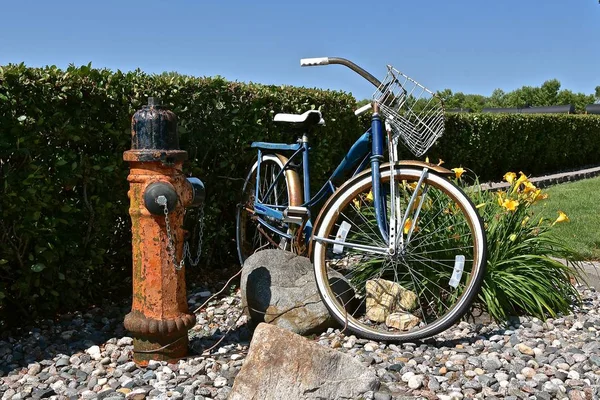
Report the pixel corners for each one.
[123,97,204,365]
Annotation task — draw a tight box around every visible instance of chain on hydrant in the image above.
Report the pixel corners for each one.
[158,196,205,270]
[122,97,205,366]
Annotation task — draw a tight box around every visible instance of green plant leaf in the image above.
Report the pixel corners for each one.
[31,263,46,273]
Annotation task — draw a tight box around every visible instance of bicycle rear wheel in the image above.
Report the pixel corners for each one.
[236,154,302,265]
[312,165,486,341]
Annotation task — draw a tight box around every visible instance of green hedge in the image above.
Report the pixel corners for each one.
[0,64,364,324]
[429,113,600,179]
[1,64,600,323]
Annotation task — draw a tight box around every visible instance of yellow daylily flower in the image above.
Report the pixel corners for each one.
[353,190,374,209]
[531,189,548,203]
[553,211,569,225]
[503,172,517,184]
[512,172,529,194]
[403,218,418,234]
[496,191,505,206]
[452,167,465,179]
[407,182,418,190]
[501,198,519,211]
[522,181,537,194]
[410,195,422,212]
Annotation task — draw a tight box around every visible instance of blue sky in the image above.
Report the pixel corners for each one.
[1,0,598,100]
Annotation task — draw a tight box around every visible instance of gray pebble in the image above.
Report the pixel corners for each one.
[373,392,392,400]
[55,357,70,368]
[1,285,599,400]
[482,357,502,372]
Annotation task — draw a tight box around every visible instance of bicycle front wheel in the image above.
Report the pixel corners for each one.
[236,154,302,265]
[312,165,486,341]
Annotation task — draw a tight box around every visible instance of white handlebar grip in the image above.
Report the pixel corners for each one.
[354,103,373,116]
[300,57,330,67]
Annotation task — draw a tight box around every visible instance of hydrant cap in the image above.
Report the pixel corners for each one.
[131,98,180,151]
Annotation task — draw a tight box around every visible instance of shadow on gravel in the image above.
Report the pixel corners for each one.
[0,302,130,376]
[189,324,252,356]
[420,327,508,349]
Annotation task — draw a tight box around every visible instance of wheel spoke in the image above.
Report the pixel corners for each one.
[236,155,299,264]
[312,167,486,341]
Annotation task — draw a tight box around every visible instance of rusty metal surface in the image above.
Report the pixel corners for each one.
[132,335,189,366]
[123,149,188,163]
[124,161,196,364]
[123,100,198,365]
[126,163,193,312]
[124,310,196,337]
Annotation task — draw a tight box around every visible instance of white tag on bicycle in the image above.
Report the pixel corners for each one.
[279,237,288,251]
[333,221,352,254]
[449,255,465,288]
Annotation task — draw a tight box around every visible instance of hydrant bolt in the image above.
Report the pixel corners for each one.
[144,182,178,215]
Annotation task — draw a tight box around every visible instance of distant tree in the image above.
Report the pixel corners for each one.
[503,85,538,108]
[436,80,594,113]
[437,89,454,104]
[448,92,466,109]
[462,94,487,111]
[556,90,595,112]
[487,88,507,108]
[537,79,561,106]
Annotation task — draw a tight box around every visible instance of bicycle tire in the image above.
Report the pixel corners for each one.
[236,154,302,265]
[312,164,486,341]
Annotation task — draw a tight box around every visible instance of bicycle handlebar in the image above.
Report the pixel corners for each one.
[300,57,330,67]
[300,57,382,89]
[354,103,372,116]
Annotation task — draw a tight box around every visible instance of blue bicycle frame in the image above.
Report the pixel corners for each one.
[251,111,389,243]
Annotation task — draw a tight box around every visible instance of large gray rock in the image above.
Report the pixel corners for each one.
[228,323,380,400]
[241,249,356,335]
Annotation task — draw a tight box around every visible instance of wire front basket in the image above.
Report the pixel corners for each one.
[373,66,445,157]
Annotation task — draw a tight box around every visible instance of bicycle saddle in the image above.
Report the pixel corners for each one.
[274,110,325,128]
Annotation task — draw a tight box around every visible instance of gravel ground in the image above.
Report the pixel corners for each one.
[1,283,599,400]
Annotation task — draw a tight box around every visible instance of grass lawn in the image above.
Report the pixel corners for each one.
[532,176,600,261]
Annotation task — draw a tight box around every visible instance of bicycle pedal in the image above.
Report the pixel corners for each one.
[283,206,310,225]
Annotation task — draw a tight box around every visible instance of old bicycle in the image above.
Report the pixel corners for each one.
[236,57,487,341]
